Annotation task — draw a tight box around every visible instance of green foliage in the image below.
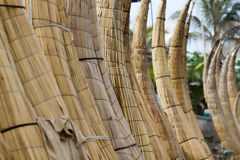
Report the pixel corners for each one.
[235,60,240,84]
[149,63,156,91]
[187,51,206,114]
[170,0,240,44]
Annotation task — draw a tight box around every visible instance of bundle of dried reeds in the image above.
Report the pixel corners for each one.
[122,3,172,159]
[130,0,184,159]
[0,18,48,159]
[206,47,240,157]
[218,50,240,140]
[203,40,222,103]
[215,48,222,93]
[25,0,119,159]
[234,92,240,128]
[0,133,11,159]
[0,0,69,120]
[228,45,240,115]
[168,1,212,156]
[96,0,156,159]
[66,0,144,159]
[152,0,212,159]
[182,2,194,87]
[123,1,170,159]
[0,0,102,159]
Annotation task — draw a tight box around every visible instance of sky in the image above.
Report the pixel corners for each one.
[130,0,206,53]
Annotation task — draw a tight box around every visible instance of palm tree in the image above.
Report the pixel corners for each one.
[170,0,240,44]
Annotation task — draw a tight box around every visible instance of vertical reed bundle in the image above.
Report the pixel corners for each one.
[0,134,11,159]
[96,0,155,159]
[66,0,144,159]
[133,86,170,160]
[168,1,212,156]
[168,0,192,117]
[203,41,222,103]
[0,19,49,159]
[131,0,184,159]
[0,0,69,119]
[228,45,240,114]
[218,50,240,139]
[215,48,222,93]
[234,92,240,127]
[123,4,171,157]
[27,0,118,159]
[206,49,240,156]
[122,2,173,159]
[182,2,194,105]
[152,1,212,159]
[182,3,194,87]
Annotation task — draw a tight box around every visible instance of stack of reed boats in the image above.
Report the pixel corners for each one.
[0,0,239,159]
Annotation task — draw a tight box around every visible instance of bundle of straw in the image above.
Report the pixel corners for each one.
[206,49,240,156]
[123,3,172,159]
[130,0,184,159]
[0,0,69,119]
[0,134,11,159]
[215,48,222,93]
[227,46,240,115]
[123,6,170,158]
[218,50,240,139]
[202,41,222,103]
[96,0,157,159]
[152,0,212,159]
[26,0,117,159]
[0,18,48,159]
[66,0,144,159]
[167,1,212,156]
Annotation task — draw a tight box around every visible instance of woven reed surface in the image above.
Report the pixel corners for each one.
[218,51,240,139]
[182,5,193,87]
[96,0,157,159]
[126,59,171,160]
[27,0,118,159]
[152,1,213,159]
[182,3,194,114]
[168,0,191,114]
[167,2,212,157]
[0,18,48,159]
[0,0,70,120]
[227,46,240,114]
[234,93,240,130]
[203,41,222,103]
[206,51,240,156]
[130,0,184,159]
[66,0,144,159]
[123,0,167,159]
[0,133,11,159]
[124,3,171,158]
[215,48,222,93]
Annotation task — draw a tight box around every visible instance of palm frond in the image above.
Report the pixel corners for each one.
[169,11,181,21]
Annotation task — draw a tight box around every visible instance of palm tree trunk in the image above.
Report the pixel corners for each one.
[168,0,212,157]
[131,0,184,159]
[96,0,156,159]
[152,1,211,159]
